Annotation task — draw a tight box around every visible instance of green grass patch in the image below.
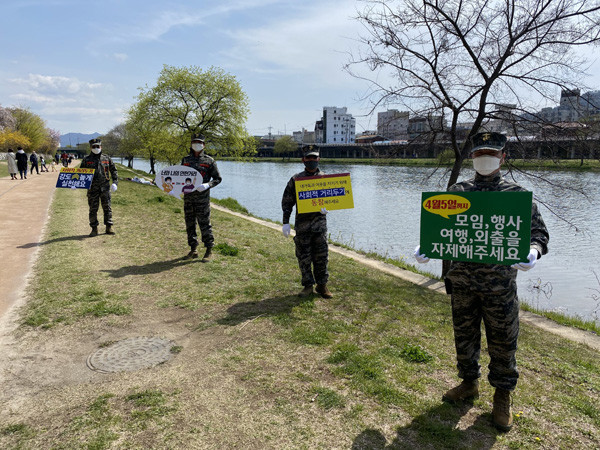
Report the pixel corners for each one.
[212,196,250,214]
[310,386,346,410]
[214,242,239,256]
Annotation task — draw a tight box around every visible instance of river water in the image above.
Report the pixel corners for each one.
[131,158,600,323]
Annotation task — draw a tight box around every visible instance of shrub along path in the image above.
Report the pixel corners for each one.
[0,164,599,449]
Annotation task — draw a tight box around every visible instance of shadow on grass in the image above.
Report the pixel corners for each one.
[352,402,498,449]
[100,257,198,278]
[17,234,89,248]
[217,294,312,326]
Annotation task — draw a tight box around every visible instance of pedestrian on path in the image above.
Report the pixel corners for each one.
[281,145,333,299]
[7,148,18,179]
[15,148,28,179]
[39,155,49,172]
[50,160,57,172]
[414,131,549,432]
[80,139,118,236]
[29,151,39,175]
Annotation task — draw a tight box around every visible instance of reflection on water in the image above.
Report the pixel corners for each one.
[132,158,600,322]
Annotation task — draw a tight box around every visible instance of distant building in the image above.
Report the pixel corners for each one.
[408,115,445,140]
[377,109,409,140]
[314,120,324,144]
[292,128,316,144]
[320,106,356,144]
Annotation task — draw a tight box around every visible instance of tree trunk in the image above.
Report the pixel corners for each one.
[128,156,134,168]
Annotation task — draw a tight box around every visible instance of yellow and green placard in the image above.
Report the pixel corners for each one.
[419,191,532,265]
[295,173,354,213]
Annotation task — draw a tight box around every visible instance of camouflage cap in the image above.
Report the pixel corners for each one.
[191,133,205,142]
[302,144,319,157]
[89,138,101,146]
[470,132,506,153]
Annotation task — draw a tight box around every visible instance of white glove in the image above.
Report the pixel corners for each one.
[282,223,291,237]
[197,183,210,192]
[111,183,117,192]
[320,207,328,215]
[512,248,538,271]
[414,245,430,264]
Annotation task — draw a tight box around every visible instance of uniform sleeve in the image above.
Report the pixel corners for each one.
[109,158,118,184]
[208,161,222,188]
[530,202,549,258]
[281,176,296,224]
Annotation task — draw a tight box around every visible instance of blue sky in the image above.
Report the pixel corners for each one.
[2,0,600,137]
[0,0,376,136]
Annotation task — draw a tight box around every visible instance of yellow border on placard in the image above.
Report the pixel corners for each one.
[295,173,354,213]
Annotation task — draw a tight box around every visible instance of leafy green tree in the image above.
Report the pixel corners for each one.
[273,136,298,161]
[131,65,250,160]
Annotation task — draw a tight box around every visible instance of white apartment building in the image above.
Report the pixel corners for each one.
[377,109,409,140]
[321,106,356,144]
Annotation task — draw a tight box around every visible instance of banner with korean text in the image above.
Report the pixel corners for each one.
[56,167,95,189]
[155,165,202,199]
[295,173,354,214]
[419,191,532,265]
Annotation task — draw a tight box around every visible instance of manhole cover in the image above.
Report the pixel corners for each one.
[87,337,176,373]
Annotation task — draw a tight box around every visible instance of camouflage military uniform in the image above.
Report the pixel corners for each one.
[445,171,549,391]
[80,153,118,228]
[282,169,329,287]
[181,152,222,250]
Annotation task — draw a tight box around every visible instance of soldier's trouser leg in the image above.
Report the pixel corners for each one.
[196,200,214,248]
[294,232,315,286]
[451,289,483,382]
[311,231,329,286]
[482,286,520,391]
[100,189,113,226]
[88,189,101,228]
[184,198,199,249]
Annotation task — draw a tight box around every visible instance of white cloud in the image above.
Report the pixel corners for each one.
[9,74,105,98]
[224,2,361,83]
[113,53,129,61]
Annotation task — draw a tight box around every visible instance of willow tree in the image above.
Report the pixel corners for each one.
[130,65,251,161]
[348,0,600,188]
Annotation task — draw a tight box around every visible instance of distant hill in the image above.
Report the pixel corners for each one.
[60,132,101,147]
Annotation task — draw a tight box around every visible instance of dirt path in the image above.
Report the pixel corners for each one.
[0,167,60,321]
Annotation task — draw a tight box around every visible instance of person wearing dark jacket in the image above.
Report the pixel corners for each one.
[15,148,28,179]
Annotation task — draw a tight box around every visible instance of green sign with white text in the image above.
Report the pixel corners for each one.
[419,191,532,265]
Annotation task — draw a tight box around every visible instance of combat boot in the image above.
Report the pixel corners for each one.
[201,247,212,263]
[184,248,198,260]
[298,285,313,297]
[442,379,479,403]
[316,284,333,298]
[89,227,98,237]
[105,225,115,235]
[492,388,513,432]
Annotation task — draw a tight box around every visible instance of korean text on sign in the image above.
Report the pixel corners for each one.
[295,173,354,213]
[419,191,532,265]
[56,168,95,189]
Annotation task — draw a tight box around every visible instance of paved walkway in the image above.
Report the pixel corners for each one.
[0,169,598,351]
[0,166,61,319]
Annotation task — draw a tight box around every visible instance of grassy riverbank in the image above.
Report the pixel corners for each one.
[1,165,599,449]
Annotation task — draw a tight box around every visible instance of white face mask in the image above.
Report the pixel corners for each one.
[191,143,204,152]
[472,155,501,175]
[91,147,101,155]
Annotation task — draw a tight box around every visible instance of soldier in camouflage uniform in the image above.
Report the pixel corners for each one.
[181,134,222,262]
[415,132,549,432]
[80,138,118,237]
[281,146,332,298]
